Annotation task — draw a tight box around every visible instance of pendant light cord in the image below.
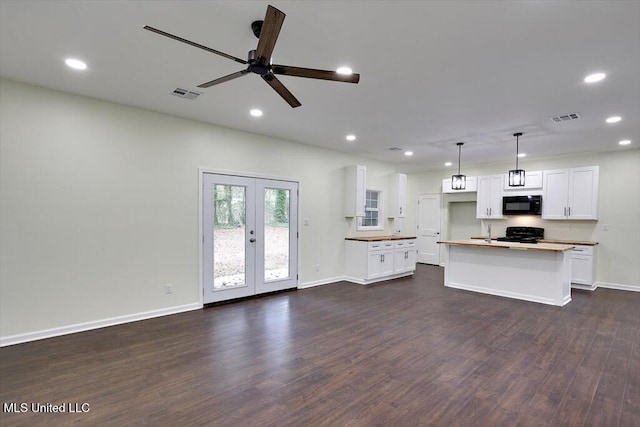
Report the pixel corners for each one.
[457,143,462,175]
[513,132,522,169]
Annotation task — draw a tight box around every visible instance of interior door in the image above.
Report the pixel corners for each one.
[202,174,298,304]
[417,194,441,265]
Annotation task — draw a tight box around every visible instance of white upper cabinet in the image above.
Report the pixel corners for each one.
[503,170,543,192]
[543,166,599,220]
[442,176,478,193]
[345,165,367,217]
[476,175,504,219]
[388,173,407,218]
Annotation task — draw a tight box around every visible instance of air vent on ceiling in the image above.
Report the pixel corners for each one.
[550,112,581,122]
[388,147,403,151]
[171,88,202,100]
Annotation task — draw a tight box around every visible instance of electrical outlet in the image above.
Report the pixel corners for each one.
[603,224,609,231]
[164,284,173,294]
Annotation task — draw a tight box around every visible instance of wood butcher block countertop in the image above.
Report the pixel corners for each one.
[438,239,575,252]
[539,239,598,246]
[345,235,417,242]
[471,237,598,246]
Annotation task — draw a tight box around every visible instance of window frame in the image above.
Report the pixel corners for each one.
[357,188,384,231]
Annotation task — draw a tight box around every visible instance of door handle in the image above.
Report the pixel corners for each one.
[568,207,571,217]
[249,238,256,243]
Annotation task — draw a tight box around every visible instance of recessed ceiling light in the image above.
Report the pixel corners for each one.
[444,162,452,167]
[345,134,356,141]
[619,139,631,145]
[606,116,622,123]
[250,109,263,117]
[336,66,353,75]
[517,153,526,158]
[404,151,413,156]
[584,72,606,83]
[65,58,87,70]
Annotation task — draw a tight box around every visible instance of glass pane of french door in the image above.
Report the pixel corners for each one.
[264,188,290,282]
[213,184,247,289]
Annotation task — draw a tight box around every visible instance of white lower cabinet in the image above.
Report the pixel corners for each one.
[394,240,417,274]
[571,245,596,289]
[345,238,417,284]
[367,241,395,279]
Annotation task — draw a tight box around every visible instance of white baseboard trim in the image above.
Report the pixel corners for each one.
[596,281,640,292]
[298,276,346,289]
[344,272,414,286]
[445,281,569,307]
[571,283,597,291]
[0,303,202,347]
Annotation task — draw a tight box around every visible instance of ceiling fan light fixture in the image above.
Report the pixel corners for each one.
[508,132,526,187]
[451,142,466,190]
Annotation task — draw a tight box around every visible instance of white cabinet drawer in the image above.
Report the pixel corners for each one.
[571,245,593,256]
[368,241,394,251]
[394,239,416,248]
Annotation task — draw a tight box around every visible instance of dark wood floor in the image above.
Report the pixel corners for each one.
[1,264,639,426]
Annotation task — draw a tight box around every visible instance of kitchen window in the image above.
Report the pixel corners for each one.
[357,190,383,231]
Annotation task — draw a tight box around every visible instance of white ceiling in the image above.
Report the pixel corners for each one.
[1,0,638,172]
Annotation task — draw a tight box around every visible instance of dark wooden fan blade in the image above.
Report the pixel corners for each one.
[262,74,301,108]
[143,26,247,64]
[272,64,360,83]
[197,70,250,88]
[255,5,285,64]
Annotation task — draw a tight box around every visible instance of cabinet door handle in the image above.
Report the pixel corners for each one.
[568,207,571,217]
[564,207,567,216]
[399,206,402,215]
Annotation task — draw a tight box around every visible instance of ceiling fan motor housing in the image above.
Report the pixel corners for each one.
[247,50,270,75]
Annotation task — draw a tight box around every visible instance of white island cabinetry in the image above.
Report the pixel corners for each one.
[345,237,417,285]
[438,240,574,306]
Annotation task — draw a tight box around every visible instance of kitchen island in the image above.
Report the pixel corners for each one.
[437,239,575,306]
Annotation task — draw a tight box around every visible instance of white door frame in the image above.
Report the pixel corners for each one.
[198,168,300,306]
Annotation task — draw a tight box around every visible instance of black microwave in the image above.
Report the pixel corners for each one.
[502,195,542,215]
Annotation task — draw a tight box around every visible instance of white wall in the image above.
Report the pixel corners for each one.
[406,149,640,288]
[0,79,397,340]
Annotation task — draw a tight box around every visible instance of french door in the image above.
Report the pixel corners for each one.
[202,173,298,304]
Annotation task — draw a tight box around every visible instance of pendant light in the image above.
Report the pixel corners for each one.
[508,132,525,187]
[451,142,466,190]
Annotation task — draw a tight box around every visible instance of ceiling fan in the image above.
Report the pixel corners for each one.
[144,4,360,108]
